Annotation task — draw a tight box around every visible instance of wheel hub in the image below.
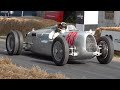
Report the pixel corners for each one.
[7,34,14,52]
[98,41,108,59]
[53,41,63,61]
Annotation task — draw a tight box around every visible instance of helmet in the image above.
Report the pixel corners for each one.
[58,22,67,31]
[61,22,67,29]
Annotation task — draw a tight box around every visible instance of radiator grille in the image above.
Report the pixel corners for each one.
[86,35,97,52]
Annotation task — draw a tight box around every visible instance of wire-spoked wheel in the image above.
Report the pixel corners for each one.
[52,36,69,66]
[97,36,114,64]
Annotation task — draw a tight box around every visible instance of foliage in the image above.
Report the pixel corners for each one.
[64,11,76,24]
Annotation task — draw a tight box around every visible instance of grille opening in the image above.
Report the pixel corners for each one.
[86,35,97,52]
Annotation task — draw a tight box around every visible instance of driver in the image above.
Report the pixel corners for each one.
[49,22,67,39]
[56,22,67,33]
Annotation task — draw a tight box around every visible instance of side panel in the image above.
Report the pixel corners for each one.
[34,33,52,56]
[26,29,54,56]
[63,31,97,60]
[26,30,98,59]
[70,33,96,60]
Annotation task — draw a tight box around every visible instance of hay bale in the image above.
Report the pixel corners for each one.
[96,27,120,31]
[114,50,120,56]
[0,57,68,79]
[0,16,59,36]
[95,26,120,41]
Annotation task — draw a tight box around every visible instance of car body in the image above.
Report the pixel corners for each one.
[6,23,114,66]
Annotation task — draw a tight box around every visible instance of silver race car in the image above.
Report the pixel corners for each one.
[6,22,114,66]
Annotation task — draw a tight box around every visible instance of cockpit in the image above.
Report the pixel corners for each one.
[66,25,78,31]
[49,24,78,40]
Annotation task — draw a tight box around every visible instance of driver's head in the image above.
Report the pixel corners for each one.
[58,22,67,31]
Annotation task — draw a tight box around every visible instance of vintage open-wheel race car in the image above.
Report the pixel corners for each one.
[6,22,114,66]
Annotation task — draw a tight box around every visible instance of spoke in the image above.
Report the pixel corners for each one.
[53,41,63,62]
[98,41,108,59]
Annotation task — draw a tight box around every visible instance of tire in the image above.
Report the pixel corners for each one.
[6,30,23,55]
[16,30,24,55]
[51,36,69,66]
[97,36,114,64]
[6,31,19,55]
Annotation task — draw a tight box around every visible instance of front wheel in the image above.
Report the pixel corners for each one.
[51,36,69,66]
[97,36,114,64]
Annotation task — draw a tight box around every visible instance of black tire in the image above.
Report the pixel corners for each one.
[51,36,69,66]
[16,30,24,55]
[97,36,114,64]
[6,31,19,55]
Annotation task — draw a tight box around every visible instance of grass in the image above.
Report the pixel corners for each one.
[114,51,120,60]
[0,16,59,36]
[113,55,120,62]
[114,55,120,59]
[0,57,68,79]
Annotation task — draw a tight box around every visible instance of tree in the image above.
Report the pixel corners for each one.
[63,11,76,24]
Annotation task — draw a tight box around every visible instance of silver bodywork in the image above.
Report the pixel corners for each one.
[24,25,101,60]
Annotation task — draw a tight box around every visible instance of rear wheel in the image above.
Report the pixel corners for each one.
[6,30,23,55]
[16,31,24,55]
[51,36,69,66]
[97,36,114,64]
